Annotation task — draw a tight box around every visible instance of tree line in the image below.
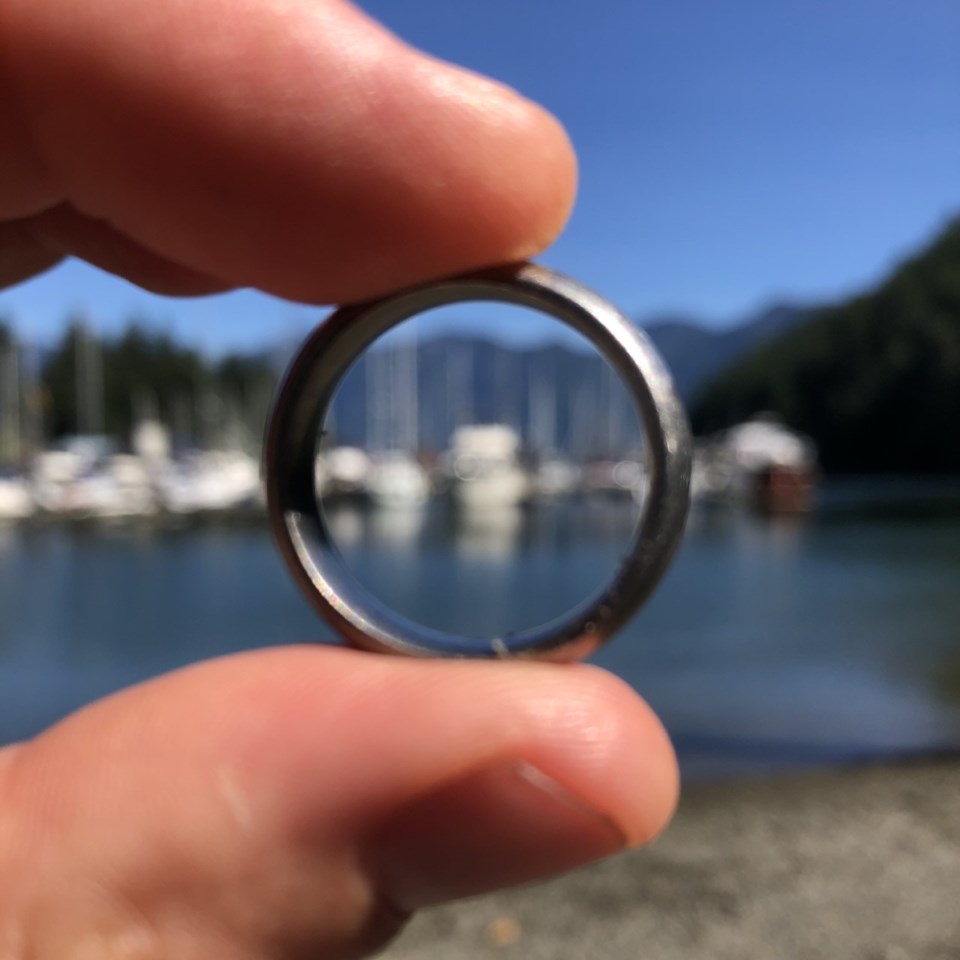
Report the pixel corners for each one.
[0,319,279,459]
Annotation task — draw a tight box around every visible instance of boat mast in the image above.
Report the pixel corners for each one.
[397,333,418,455]
[0,329,20,465]
[75,318,104,436]
[528,353,557,457]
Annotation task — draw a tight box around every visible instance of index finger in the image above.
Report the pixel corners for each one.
[0,0,577,300]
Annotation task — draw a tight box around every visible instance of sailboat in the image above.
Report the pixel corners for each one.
[0,333,35,520]
[529,354,580,497]
[365,335,430,508]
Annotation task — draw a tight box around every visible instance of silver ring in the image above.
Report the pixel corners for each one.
[265,263,692,660]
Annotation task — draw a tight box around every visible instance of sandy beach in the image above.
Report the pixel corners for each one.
[381,759,960,959]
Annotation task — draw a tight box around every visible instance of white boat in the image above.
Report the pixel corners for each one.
[36,453,157,519]
[32,450,79,513]
[319,446,371,499]
[0,475,34,520]
[157,450,261,514]
[366,451,430,508]
[448,425,529,509]
[534,458,582,497]
[66,466,156,519]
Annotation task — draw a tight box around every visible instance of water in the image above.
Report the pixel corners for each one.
[2,484,959,780]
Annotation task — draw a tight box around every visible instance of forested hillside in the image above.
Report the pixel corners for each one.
[692,218,960,473]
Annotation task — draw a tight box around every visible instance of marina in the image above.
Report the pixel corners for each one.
[0,412,821,523]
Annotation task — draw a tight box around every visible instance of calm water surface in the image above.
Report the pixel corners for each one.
[2,482,959,779]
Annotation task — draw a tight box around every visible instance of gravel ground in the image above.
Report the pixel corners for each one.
[381,759,960,960]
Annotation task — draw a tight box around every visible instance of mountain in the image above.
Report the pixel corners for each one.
[326,302,811,455]
[642,304,808,402]
[691,217,960,473]
[22,297,803,458]
[330,336,634,456]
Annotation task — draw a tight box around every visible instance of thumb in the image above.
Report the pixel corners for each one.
[0,647,677,958]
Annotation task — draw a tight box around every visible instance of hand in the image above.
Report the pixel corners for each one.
[0,2,678,957]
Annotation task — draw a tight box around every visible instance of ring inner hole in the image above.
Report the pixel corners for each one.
[314,301,646,641]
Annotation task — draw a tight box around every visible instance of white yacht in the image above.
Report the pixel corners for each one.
[157,450,261,515]
[534,458,582,498]
[319,446,372,499]
[366,451,430,508]
[448,425,529,510]
[35,451,157,519]
[0,475,34,520]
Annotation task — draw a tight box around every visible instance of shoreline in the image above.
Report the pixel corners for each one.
[383,757,960,959]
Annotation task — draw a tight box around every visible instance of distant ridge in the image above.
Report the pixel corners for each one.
[642,303,808,402]
[8,293,812,456]
[691,216,960,473]
[327,302,812,452]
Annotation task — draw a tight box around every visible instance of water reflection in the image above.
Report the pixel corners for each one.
[323,503,365,551]
[1,491,959,777]
[367,502,427,547]
[451,505,524,562]
[330,496,639,636]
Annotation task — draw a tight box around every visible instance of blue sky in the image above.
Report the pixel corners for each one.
[2,0,958,353]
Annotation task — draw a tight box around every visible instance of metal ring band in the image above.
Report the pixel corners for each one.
[265,263,692,660]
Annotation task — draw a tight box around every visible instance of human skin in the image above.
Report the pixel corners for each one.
[0,1,679,957]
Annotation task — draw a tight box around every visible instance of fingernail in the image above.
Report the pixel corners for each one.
[375,761,627,911]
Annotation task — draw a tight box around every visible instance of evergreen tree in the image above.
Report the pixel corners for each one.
[692,217,960,473]
[39,321,277,450]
